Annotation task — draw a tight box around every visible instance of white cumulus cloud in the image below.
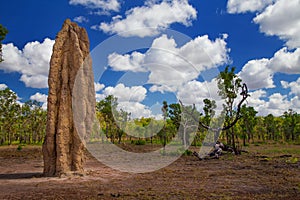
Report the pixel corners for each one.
[268,47,300,74]
[96,0,197,37]
[118,101,153,119]
[246,90,299,116]
[108,34,229,93]
[30,92,48,103]
[281,78,300,98]
[227,0,275,13]
[30,92,48,110]
[108,51,146,72]
[98,84,157,118]
[238,59,274,90]
[253,0,300,48]
[238,47,300,90]
[0,38,54,88]
[94,82,105,92]
[177,79,220,106]
[69,0,120,11]
[102,83,147,102]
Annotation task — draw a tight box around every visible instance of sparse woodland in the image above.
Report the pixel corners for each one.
[1,67,299,148]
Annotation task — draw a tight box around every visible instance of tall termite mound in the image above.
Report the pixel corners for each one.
[43,19,95,177]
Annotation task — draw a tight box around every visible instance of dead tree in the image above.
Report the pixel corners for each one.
[180,83,249,157]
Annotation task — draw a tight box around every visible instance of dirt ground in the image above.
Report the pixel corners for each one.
[0,144,299,200]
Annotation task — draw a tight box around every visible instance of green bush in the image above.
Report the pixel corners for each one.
[134,140,146,145]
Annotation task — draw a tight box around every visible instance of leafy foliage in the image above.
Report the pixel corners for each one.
[217,66,243,153]
[0,88,46,145]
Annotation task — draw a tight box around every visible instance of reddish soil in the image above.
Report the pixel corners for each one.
[0,144,299,199]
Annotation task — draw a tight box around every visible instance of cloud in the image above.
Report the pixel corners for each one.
[0,38,54,88]
[238,47,300,90]
[247,89,267,107]
[238,59,274,90]
[291,96,300,108]
[94,82,105,92]
[175,77,299,117]
[109,34,229,92]
[227,0,275,13]
[228,0,300,48]
[268,47,300,74]
[73,16,89,23]
[0,83,8,90]
[30,92,48,103]
[118,101,153,119]
[69,0,120,11]
[96,0,197,37]
[97,84,159,118]
[253,0,300,48]
[226,0,300,115]
[266,93,293,115]
[246,90,299,116]
[177,79,220,106]
[102,83,147,102]
[108,52,146,72]
[29,92,48,110]
[281,77,300,98]
[20,74,49,89]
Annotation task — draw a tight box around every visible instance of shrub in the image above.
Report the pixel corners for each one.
[134,140,146,145]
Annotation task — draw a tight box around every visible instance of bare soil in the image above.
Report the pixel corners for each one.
[0,144,299,200]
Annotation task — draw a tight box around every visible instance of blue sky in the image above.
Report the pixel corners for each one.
[0,0,300,118]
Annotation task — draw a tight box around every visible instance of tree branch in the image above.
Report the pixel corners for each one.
[179,83,249,132]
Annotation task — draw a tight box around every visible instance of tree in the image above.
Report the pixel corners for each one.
[115,109,131,144]
[240,105,257,146]
[0,88,21,145]
[0,24,8,62]
[24,100,47,144]
[161,101,168,152]
[217,66,243,153]
[96,95,119,143]
[265,114,276,141]
[168,103,181,129]
[254,116,266,142]
[203,98,216,126]
[179,104,200,148]
[282,109,298,141]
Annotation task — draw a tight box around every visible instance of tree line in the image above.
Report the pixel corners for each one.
[95,95,300,148]
[0,88,47,145]
[0,66,299,146]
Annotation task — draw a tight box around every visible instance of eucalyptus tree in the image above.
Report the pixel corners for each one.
[240,105,257,146]
[265,114,277,141]
[203,98,216,127]
[115,109,131,144]
[0,88,21,144]
[217,66,243,152]
[161,101,168,151]
[282,109,299,141]
[96,95,119,143]
[168,103,181,129]
[23,100,46,144]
